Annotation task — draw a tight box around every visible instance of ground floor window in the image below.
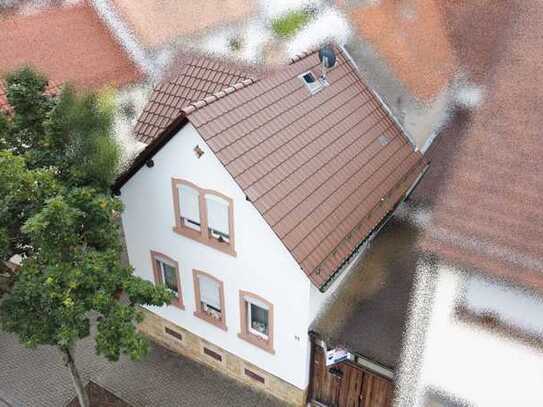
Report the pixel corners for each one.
[150,251,184,309]
[239,291,274,353]
[193,270,226,330]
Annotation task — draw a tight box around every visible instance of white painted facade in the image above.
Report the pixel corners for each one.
[120,122,341,390]
[397,265,543,407]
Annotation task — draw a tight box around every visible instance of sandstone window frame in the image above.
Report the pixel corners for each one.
[193,269,227,331]
[238,291,275,354]
[172,178,236,256]
[150,250,184,309]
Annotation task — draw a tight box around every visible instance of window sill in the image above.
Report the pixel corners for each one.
[194,310,227,331]
[173,225,236,257]
[238,332,275,354]
[170,299,185,310]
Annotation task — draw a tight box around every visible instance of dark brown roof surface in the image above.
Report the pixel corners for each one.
[412,0,543,292]
[311,216,420,368]
[134,54,259,144]
[184,48,426,288]
[0,4,142,90]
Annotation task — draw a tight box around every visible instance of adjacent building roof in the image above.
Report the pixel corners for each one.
[347,0,457,101]
[311,216,419,369]
[111,0,255,49]
[0,4,142,89]
[134,53,260,144]
[117,47,427,290]
[417,81,543,286]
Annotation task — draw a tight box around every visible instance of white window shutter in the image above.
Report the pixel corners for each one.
[179,185,200,223]
[199,276,221,310]
[243,295,269,310]
[205,194,229,236]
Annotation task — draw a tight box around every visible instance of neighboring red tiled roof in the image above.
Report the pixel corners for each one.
[347,0,457,101]
[182,48,426,289]
[412,0,543,291]
[134,54,260,144]
[111,0,255,48]
[0,4,142,90]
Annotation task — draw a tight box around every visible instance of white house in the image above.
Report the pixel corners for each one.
[113,46,425,405]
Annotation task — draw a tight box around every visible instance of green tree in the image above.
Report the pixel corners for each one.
[0,68,172,407]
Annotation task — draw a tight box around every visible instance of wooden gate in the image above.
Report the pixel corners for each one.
[310,346,394,407]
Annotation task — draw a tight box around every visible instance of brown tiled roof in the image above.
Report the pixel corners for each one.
[0,4,142,90]
[184,48,426,289]
[118,47,426,289]
[133,54,260,144]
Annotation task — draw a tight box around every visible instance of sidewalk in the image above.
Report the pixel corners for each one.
[0,329,286,407]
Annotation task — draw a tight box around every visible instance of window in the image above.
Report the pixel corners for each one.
[244,368,265,384]
[300,71,322,94]
[456,274,543,348]
[178,184,201,231]
[248,300,269,338]
[205,194,230,243]
[164,327,183,342]
[193,270,226,330]
[238,291,274,353]
[172,179,236,256]
[151,251,183,309]
[203,347,223,362]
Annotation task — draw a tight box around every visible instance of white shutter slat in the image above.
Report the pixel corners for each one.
[199,276,221,310]
[205,195,229,236]
[179,185,200,224]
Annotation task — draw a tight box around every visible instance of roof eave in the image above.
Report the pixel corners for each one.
[317,162,430,292]
[112,114,189,194]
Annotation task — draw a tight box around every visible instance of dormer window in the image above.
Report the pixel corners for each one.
[300,71,322,94]
[172,179,236,256]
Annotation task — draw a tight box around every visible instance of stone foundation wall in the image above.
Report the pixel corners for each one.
[137,308,307,406]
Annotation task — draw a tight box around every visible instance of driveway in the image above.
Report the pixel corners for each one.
[0,329,287,407]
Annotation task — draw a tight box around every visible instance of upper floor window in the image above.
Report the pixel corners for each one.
[151,251,184,309]
[193,270,226,331]
[178,184,201,231]
[172,179,236,256]
[205,193,230,243]
[238,291,274,354]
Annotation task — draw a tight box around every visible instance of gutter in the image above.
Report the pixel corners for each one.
[319,162,430,293]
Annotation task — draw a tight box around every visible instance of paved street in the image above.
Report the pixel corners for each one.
[0,329,287,407]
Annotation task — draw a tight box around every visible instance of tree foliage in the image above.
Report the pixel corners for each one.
[0,67,172,382]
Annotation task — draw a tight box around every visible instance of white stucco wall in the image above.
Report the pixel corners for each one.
[400,266,543,407]
[120,123,316,389]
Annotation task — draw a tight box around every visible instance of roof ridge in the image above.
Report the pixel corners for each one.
[288,46,321,65]
[181,77,257,115]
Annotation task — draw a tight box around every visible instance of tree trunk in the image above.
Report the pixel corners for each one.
[62,347,89,407]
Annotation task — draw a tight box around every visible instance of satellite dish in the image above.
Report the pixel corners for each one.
[319,46,336,68]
